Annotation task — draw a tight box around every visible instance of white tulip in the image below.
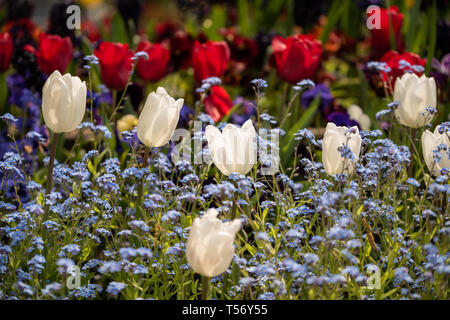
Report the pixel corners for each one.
[393,73,437,128]
[186,208,241,277]
[421,124,449,177]
[205,119,257,176]
[348,104,371,131]
[137,87,184,147]
[42,70,86,133]
[322,122,362,176]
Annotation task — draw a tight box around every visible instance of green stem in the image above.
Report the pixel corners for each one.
[231,199,238,220]
[44,133,61,204]
[201,276,210,300]
[137,146,151,213]
[280,92,300,128]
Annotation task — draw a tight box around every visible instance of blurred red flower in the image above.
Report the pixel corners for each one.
[220,28,258,65]
[81,20,101,43]
[94,42,134,90]
[368,5,403,55]
[192,41,230,82]
[204,85,233,122]
[0,32,13,73]
[25,33,73,75]
[136,41,170,82]
[381,50,425,81]
[155,22,194,70]
[365,50,425,96]
[272,34,322,84]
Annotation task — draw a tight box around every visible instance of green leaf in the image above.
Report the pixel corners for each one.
[281,95,321,168]
[203,5,226,41]
[231,263,241,285]
[425,0,437,75]
[237,0,250,36]
[320,0,344,44]
[110,12,129,45]
[405,0,422,52]
[380,287,400,299]
[219,103,243,124]
[0,72,7,115]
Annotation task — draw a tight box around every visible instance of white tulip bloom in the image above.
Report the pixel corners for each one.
[42,70,86,133]
[348,104,371,131]
[186,208,241,277]
[394,73,437,128]
[421,124,450,177]
[322,122,362,176]
[205,119,257,176]
[137,87,184,147]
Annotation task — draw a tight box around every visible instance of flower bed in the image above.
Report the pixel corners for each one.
[0,0,448,300]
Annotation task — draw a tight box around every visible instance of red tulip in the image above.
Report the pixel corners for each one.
[381,51,425,79]
[81,20,101,43]
[272,35,322,84]
[192,41,230,82]
[365,50,425,96]
[380,50,425,91]
[368,6,403,55]
[220,28,258,65]
[0,32,13,73]
[25,33,73,75]
[204,86,233,122]
[94,42,134,90]
[136,41,170,82]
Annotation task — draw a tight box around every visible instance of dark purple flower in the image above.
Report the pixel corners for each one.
[301,83,333,112]
[177,104,195,129]
[231,97,257,126]
[327,112,359,128]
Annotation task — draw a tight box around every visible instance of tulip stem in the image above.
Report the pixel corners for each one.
[280,91,300,128]
[44,132,60,217]
[231,200,238,220]
[138,146,151,214]
[201,276,210,300]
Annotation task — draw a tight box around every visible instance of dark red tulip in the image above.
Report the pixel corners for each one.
[204,85,233,122]
[0,32,14,73]
[368,6,403,55]
[364,50,425,96]
[94,41,134,90]
[154,22,194,70]
[136,41,170,82]
[155,22,180,42]
[192,41,230,82]
[220,28,258,65]
[81,20,101,43]
[25,33,73,75]
[381,50,425,81]
[272,34,322,84]
[380,50,425,92]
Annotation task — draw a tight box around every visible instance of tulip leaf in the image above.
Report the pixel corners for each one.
[0,72,6,115]
[203,5,226,41]
[405,0,422,52]
[320,0,344,44]
[280,95,321,169]
[231,263,241,285]
[380,288,400,300]
[237,0,251,36]
[110,12,129,45]
[219,104,242,124]
[425,0,437,75]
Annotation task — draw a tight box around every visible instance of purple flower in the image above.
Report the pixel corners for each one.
[301,83,333,112]
[327,112,359,128]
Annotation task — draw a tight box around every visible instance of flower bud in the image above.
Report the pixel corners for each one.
[137,87,183,147]
[42,71,86,133]
[322,122,362,175]
[186,208,241,277]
